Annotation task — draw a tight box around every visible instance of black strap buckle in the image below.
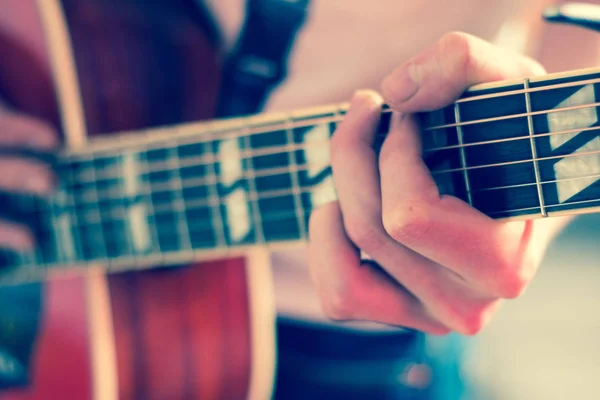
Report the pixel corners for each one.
[216,0,311,117]
[544,2,600,32]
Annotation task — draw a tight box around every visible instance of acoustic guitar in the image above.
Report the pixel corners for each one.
[2,1,600,399]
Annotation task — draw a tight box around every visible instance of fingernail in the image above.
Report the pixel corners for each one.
[383,63,419,104]
[345,90,381,121]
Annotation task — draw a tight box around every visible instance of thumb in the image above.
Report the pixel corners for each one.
[381,32,546,113]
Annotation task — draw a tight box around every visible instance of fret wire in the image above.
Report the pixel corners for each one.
[53,190,74,263]
[167,146,193,251]
[285,116,308,239]
[118,153,139,260]
[36,192,56,269]
[241,126,266,244]
[35,199,51,268]
[119,152,160,260]
[63,163,86,263]
[205,141,227,248]
[453,102,473,206]
[524,78,547,217]
[87,155,110,260]
[137,152,163,263]
[35,168,600,248]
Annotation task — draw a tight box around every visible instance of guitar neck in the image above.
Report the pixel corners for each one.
[7,66,600,283]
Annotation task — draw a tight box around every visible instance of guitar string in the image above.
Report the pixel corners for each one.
[20,192,600,270]
[46,143,600,211]
[12,181,595,281]
[40,75,598,231]
[423,125,600,153]
[454,76,600,104]
[421,100,600,131]
[57,114,600,199]
[25,169,600,239]
[24,144,600,264]
[55,117,600,201]
[61,74,600,162]
[7,75,600,270]
[59,96,600,183]
[13,78,600,259]
[47,181,600,232]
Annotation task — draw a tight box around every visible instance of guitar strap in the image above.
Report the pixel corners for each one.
[216,0,311,118]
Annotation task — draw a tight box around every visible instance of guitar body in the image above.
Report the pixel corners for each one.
[4,256,270,400]
[108,258,253,400]
[0,1,276,399]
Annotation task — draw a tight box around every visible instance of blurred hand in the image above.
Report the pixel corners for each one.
[308,32,569,335]
[0,104,58,255]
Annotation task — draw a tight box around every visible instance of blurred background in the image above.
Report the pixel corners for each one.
[463,212,600,400]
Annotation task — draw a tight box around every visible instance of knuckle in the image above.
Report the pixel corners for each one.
[344,217,386,253]
[383,202,433,246]
[456,313,486,336]
[439,31,472,64]
[494,262,529,299]
[448,302,497,336]
[437,31,473,82]
[321,286,357,321]
[380,74,399,105]
[448,306,487,336]
[4,113,59,149]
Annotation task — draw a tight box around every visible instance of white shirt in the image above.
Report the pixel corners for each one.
[204,0,537,323]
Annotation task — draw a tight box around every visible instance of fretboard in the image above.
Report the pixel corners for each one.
[6,67,600,283]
